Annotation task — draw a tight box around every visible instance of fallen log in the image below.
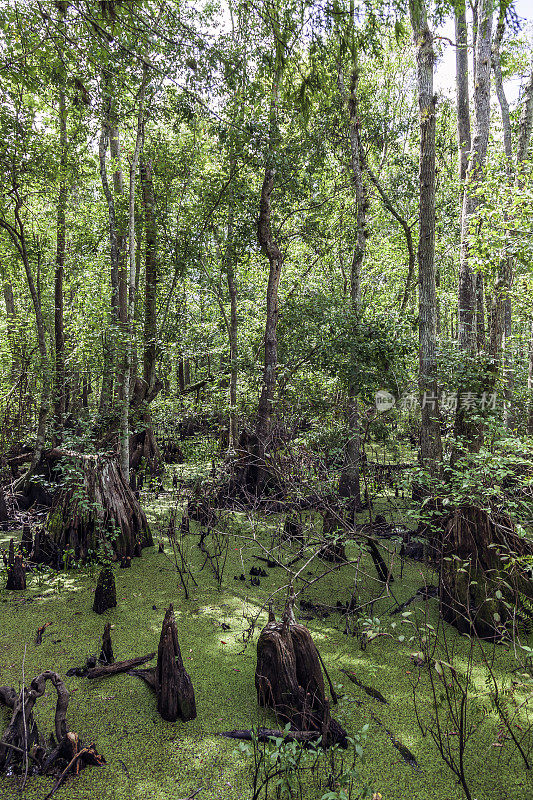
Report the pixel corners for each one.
[340,669,389,704]
[87,653,155,679]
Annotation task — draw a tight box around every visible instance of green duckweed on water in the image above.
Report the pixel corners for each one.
[0,497,532,800]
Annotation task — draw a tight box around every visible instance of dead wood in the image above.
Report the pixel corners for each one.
[220,728,321,744]
[99,622,114,664]
[93,565,117,614]
[0,669,104,791]
[155,605,196,722]
[340,669,389,704]
[254,595,347,747]
[128,605,197,722]
[35,622,53,645]
[5,553,26,590]
[87,653,155,679]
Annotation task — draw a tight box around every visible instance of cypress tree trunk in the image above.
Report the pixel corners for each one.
[45,450,152,559]
[98,69,121,418]
[120,67,148,482]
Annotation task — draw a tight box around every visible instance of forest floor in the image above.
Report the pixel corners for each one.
[0,476,532,800]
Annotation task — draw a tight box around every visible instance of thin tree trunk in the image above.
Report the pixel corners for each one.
[98,72,120,417]
[516,60,533,431]
[409,0,442,477]
[491,13,514,427]
[492,16,513,173]
[475,272,485,352]
[121,68,148,480]
[337,63,366,504]
[1,204,50,486]
[110,96,128,406]
[528,318,533,435]
[255,69,282,449]
[453,0,493,463]
[457,0,492,353]
[225,175,239,455]
[140,156,157,398]
[54,88,68,443]
[2,278,18,379]
[364,162,415,316]
[516,57,533,168]
[455,8,471,182]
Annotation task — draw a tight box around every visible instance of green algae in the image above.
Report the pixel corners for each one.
[0,506,531,800]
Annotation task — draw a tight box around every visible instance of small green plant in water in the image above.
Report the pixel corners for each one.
[237,723,371,800]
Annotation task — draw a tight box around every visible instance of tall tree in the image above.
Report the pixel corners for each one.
[337,58,367,506]
[457,0,493,354]
[53,85,68,443]
[455,4,471,183]
[409,0,442,477]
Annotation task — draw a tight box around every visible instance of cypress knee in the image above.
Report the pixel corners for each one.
[6,554,26,590]
[21,525,33,556]
[93,566,117,614]
[156,605,196,722]
[99,622,114,664]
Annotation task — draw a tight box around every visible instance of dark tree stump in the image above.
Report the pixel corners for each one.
[21,524,33,556]
[284,514,304,543]
[95,607,197,723]
[156,605,196,722]
[31,528,62,569]
[7,538,14,566]
[99,623,114,665]
[0,486,8,523]
[319,542,347,562]
[440,506,533,637]
[5,553,26,590]
[158,541,165,553]
[44,450,152,561]
[255,597,347,746]
[93,566,117,614]
[188,498,214,527]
